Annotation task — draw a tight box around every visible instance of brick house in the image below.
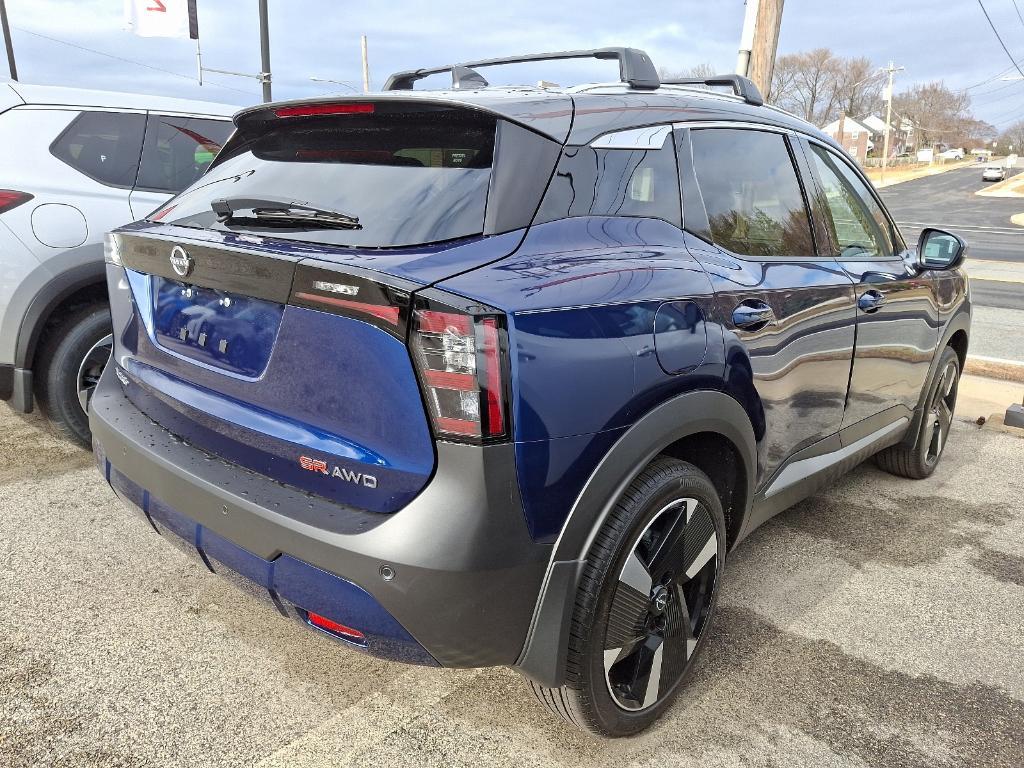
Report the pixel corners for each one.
[821,115,871,163]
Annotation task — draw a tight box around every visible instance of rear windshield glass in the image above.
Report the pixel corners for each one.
[156,107,496,248]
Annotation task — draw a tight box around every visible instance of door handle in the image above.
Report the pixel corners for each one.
[732,300,775,330]
[858,290,886,313]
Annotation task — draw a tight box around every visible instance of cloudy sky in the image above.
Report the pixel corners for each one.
[2,0,1022,130]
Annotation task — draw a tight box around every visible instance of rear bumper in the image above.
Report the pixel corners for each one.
[90,364,551,668]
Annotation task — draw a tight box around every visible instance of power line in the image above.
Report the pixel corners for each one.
[964,64,1015,90]
[11,26,255,96]
[971,78,1024,104]
[976,0,1024,79]
[1013,0,1024,29]
[977,96,1024,126]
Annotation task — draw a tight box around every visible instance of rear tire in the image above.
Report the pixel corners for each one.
[529,457,726,736]
[874,346,960,479]
[34,304,112,448]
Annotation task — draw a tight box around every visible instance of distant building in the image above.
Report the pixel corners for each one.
[823,114,915,160]
[821,116,871,161]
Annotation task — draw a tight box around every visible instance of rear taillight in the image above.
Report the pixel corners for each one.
[410,299,510,443]
[288,264,413,339]
[0,190,32,214]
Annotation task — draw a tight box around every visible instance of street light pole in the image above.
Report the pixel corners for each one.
[881,61,904,185]
[0,0,17,81]
[258,0,272,102]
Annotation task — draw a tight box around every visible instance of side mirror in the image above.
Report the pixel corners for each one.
[917,228,967,271]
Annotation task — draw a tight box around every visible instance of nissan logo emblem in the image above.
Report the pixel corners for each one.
[169,245,194,278]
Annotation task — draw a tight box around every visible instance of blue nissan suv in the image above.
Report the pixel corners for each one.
[90,49,971,736]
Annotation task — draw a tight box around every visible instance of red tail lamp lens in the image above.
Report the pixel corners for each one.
[307,611,365,641]
[0,190,33,214]
[410,305,509,443]
[292,291,401,326]
[479,318,505,437]
[275,103,375,118]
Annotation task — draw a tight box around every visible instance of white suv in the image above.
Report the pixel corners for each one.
[0,82,237,445]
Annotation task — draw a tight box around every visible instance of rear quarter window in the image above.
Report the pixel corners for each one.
[50,111,146,188]
[536,138,681,227]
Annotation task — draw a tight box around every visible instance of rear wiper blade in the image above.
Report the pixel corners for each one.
[211,196,361,229]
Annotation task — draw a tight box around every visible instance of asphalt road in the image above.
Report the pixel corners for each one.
[881,164,1024,265]
[970,279,1022,311]
[879,167,1024,331]
[3,406,1023,767]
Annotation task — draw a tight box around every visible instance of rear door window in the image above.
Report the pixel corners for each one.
[50,111,146,188]
[137,115,233,193]
[160,106,496,249]
[690,128,814,257]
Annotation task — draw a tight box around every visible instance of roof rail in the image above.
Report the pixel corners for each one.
[660,74,764,107]
[383,47,660,91]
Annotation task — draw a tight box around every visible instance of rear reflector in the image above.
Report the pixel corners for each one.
[307,611,366,641]
[275,103,375,118]
[0,189,33,214]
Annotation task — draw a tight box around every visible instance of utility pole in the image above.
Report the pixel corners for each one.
[361,35,370,93]
[0,0,17,81]
[736,0,784,97]
[258,0,272,102]
[880,61,904,185]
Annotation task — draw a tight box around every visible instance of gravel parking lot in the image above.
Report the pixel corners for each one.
[2,406,1023,767]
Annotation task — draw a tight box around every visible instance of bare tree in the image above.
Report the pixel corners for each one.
[893,81,972,147]
[834,56,884,118]
[769,48,841,125]
[997,120,1024,153]
[658,63,719,80]
[767,53,800,104]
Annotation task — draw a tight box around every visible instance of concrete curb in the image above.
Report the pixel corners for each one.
[975,171,1024,198]
[965,355,1024,384]
[983,413,1024,437]
[866,160,973,189]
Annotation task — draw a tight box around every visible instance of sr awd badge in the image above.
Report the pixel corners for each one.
[299,455,378,488]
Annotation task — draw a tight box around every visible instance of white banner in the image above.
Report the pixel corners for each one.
[124,0,198,39]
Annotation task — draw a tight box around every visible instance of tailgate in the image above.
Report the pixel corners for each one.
[115,230,436,513]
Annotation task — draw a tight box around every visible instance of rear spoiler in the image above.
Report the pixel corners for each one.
[231,93,575,143]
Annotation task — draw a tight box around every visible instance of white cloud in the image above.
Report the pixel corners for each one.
[2,0,1016,125]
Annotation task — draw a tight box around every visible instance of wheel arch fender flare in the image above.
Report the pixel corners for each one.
[902,307,971,446]
[15,245,106,370]
[515,388,757,688]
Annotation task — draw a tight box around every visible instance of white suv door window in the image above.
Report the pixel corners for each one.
[136,115,233,193]
[50,111,146,189]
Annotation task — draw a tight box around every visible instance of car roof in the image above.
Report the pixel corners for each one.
[238,84,837,148]
[3,81,240,117]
